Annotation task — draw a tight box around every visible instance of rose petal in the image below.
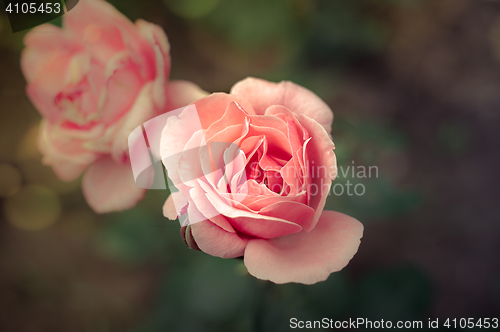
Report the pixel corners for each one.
[198,180,302,239]
[250,113,288,136]
[135,19,171,78]
[161,105,204,187]
[244,210,363,284]
[134,20,170,109]
[247,124,291,163]
[190,220,248,258]
[82,156,145,213]
[38,120,98,169]
[207,124,247,153]
[111,82,156,163]
[243,191,307,211]
[189,185,236,232]
[297,113,337,229]
[163,192,189,220]
[177,130,208,187]
[164,80,209,112]
[163,194,177,220]
[100,57,145,125]
[50,162,87,181]
[258,201,315,230]
[63,0,140,65]
[230,77,333,133]
[23,24,74,53]
[25,54,74,122]
[206,101,249,141]
[21,24,77,83]
[191,93,255,129]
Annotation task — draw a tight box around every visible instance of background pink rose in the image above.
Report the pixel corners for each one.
[162,77,363,284]
[21,0,204,213]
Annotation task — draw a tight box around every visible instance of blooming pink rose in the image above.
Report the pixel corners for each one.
[21,0,205,212]
[161,77,363,284]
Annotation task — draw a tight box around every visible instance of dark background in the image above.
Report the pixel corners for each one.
[0,0,499,331]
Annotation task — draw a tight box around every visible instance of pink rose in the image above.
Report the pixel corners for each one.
[21,0,205,212]
[161,77,363,284]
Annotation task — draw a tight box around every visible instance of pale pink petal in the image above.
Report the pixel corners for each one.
[164,80,209,112]
[111,82,156,163]
[189,184,237,233]
[25,54,73,122]
[51,162,88,181]
[247,124,292,160]
[197,180,302,239]
[264,106,306,179]
[135,19,170,75]
[38,120,98,169]
[163,192,189,221]
[191,93,256,129]
[82,156,145,213]
[205,101,249,141]
[163,194,177,220]
[177,131,208,188]
[136,19,169,56]
[64,0,134,33]
[258,201,315,231]
[244,210,363,284]
[250,113,288,136]
[161,110,205,189]
[207,124,248,149]
[280,159,303,196]
[135,19,170,109]
[23,24,74,52]
[100,58,146,125]
[243,191,307,211]
[230,77,333,133]
[190,220,248,258]
[296,113,337,229]
[63,0,139,65]
[21,25,77,83]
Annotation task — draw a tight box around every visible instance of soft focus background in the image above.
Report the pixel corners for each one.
[1,0,500,331]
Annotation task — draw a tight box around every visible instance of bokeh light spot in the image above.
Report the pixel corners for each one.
[0,163,22,197]
[16,124,41,161]
[4,185,61,231]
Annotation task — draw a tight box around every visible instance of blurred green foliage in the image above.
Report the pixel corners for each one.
[329,116,421,221]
